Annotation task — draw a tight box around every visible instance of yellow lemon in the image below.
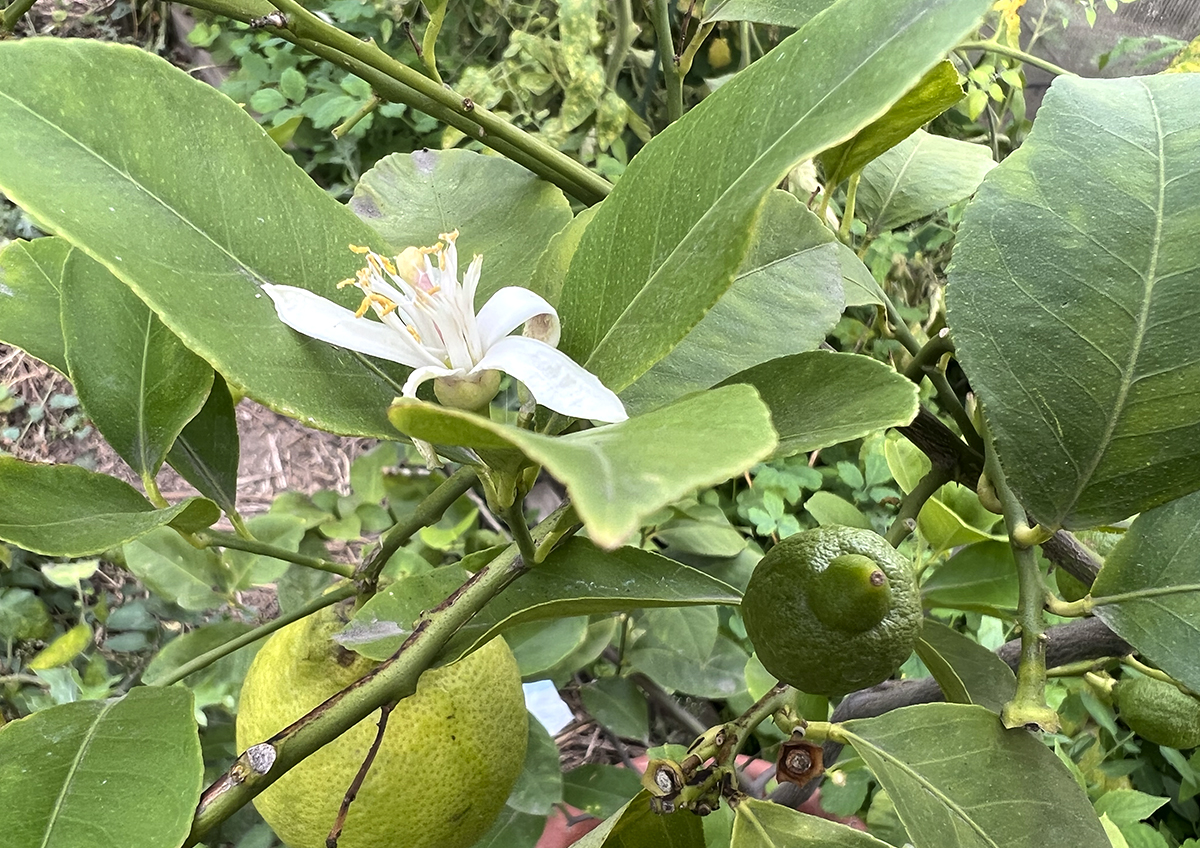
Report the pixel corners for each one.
[237,608,528,848]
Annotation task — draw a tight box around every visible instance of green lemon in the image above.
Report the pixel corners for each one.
[741,526,922,697]
[1115,676,1200,749]
[236,608,528,848]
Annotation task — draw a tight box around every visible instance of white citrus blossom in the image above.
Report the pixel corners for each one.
[262,231,626,458]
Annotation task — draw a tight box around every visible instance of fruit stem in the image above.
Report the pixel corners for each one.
[152,582,357,688]
[1121,655,1183,688]
[885,465,951,547]
[198,529,356,578]
[356,465,479,595]
[184,506,551,845]
[981,418,1059,732]
[502,499,539,567]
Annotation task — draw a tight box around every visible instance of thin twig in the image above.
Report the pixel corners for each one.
[326,702,395,848]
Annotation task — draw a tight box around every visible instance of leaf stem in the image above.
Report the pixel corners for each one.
[198,529,356,578]
[0,0,36,32]
[882,290,983,453]
[678,21,716,77]
[332,93,381,138]
[502,500,539,567]
[837,172,859,243]
[982,418,1058,732]
[1052,582,1200,618]
[902,328,954,383]
[651,0,683,123]
[153,583,356,687]
[885,465,951,547]
[419,0,447,84]
[956,39,1073,78]
[357,465,478,593]
[185,540,531,844]
[605,0,636,91]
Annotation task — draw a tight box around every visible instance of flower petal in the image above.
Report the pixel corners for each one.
[475,287,561,350]
[475,336,627,422]
[262,284,440,368]
[401,363,464,398]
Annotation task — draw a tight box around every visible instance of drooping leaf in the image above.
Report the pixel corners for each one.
[730,797,891,847]
[722,351,919,458]
[349,149,572,304]
[841,703,1108,846]
[557,0,992,395]
[947,74,1200,529]
[0,237,70,374]
[342,538,742,661]
[915,619,1016,712]
[166,371,240,514]
[856,129,996,235]
[1092,488,1200,694]
[388,385,777,548]
[60,250,213,479]
[0,687,203,848]
[619,191,843,415]
[0,457,218,556]
[123,526,228,611]
[0,38,406,438]
[821,61,965,191]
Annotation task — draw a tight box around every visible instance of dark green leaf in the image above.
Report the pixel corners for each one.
[731,797,890,846]
[349,149,572,305]
[619,192,843,414]
[0,687,203,848]
[509,616,590,677]
[166,371,240,514]
[821,61,964,190]
[580,677,649,741]
[562,764,643,821]
[915,620,1016,712]
[0,237,70,374]
[722,351,918,458]
[558,0,991,394]
[947,74,1200,528]
[1092,488,1200,693]
[61,249,213,478]
[0,457,218,556]
[842,703,1108,846]
[572,790,705,847]
[389,385,777,548]
[142,619,258,685]
[857,129,996,235]
[469,806,546,848]
[921,541,1020,618]
[344,539,741,662]
[702,0,834,25]
[506,713,564,815]
[0,38,405,438]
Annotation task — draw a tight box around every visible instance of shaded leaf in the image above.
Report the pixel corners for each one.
[166,371,240,514]
[948,74,1200,529]
[0,457,218,556]
[0,237,70,374]
[915,619,1016,712]
[563,764,644,820]
[123,526,228,611]
[921,541,1020,618]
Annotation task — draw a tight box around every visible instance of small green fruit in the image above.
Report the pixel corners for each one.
[1054,568,1090,603]
[1115,676,1200,749]
[237,608,527,848]
[741,526,922,697]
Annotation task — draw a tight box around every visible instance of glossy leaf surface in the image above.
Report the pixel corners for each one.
[0,237,70,374]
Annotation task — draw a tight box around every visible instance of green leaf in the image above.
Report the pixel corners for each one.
[470,806,546,848]
[921,541,1020,617]
[166,371,240,514]
[222,513,307,589]
[0,687,203,848]
[1093,789,1169,826]
[0,38,405,438]
[619,192,843,414]
[506,713,564,815]
[0,457,219,556]
[562,764,644,820]
[142,619,259,686]
[528,206,596,306]
[123,526,228,611]
[557,0,991,394]
[1092,488,1200,694]
[0,588,53,641]
[857,129,996,235]
[0,237,70,374]
[723,351,918,458]
[915,619,1016,712]
[61,249,213,478]
[389,385,777,549]
[841,703,1108,846]
[41,559,101,588]
[821,61,965,191]
[580,677,649,741]
[343,538,741,661]
[509,616,590,676]
[803,491,870,529]
[628,608,748,698]
[947,74,1200,529]
[730,797,891,846]
[837,243,886,307]
[28,622,92,670]
[702,0,834,26]
[572,790,705,848]
[348,149,572,305]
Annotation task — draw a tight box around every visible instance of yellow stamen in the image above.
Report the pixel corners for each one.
[349,244,371,254]
[354,292,398,318]
[407,326,421,343]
